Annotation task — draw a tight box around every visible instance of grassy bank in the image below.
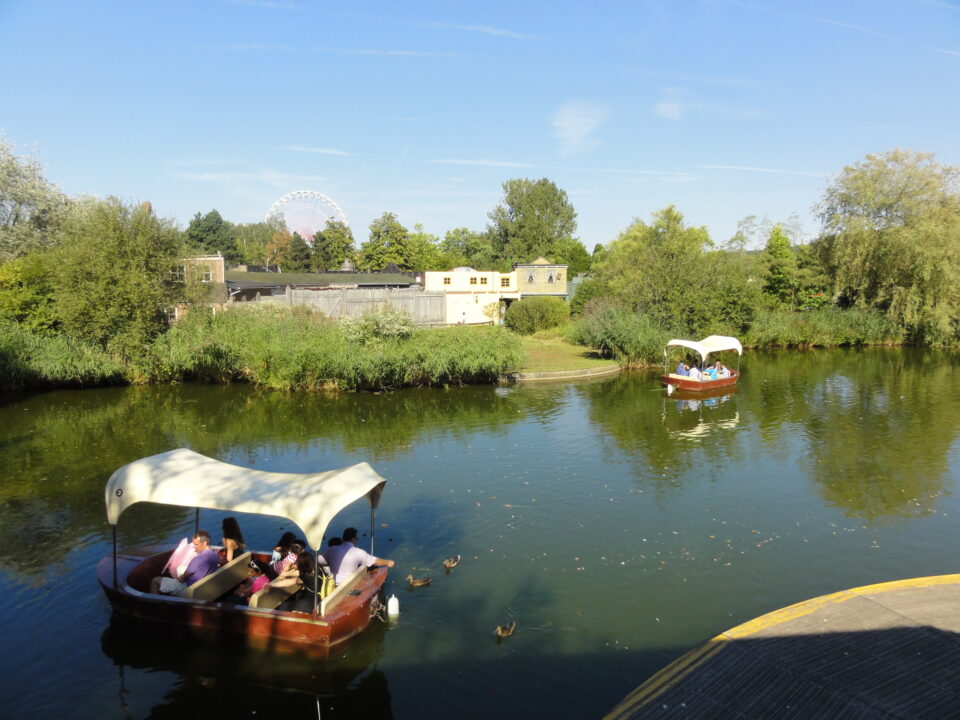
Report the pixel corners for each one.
[519,330,614,373]
[0,307,526,392]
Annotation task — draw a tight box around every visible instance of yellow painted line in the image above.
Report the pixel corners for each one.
[606,573,960,717]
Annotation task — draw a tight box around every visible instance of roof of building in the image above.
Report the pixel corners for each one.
[225,270,415,289]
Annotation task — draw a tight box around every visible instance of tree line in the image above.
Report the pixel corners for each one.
[2,129,959,368]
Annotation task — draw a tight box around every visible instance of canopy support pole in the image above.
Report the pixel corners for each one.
[370,505,376,556]
[313,549,320,616]
[194,508,199,536]
[112,525,118,589]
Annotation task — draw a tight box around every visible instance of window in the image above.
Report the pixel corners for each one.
[500,277,510,287]
[556,271,564,281]
[480,277,488,285]
[443,277,451,285]
[470,277,478,285]
[201,270,212,283]
[170,265,185,282]
[547,271,555,284]
[527,272,535,284]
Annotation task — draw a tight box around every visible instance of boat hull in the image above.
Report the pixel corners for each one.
[97,545,386,659]
[661,371,739,393]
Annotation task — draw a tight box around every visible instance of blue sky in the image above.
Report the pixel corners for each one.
[1,0,958,250]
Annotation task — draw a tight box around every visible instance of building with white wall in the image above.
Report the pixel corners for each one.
[423,267,521,324]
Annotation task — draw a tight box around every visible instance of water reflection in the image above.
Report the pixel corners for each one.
[3,348,960,719]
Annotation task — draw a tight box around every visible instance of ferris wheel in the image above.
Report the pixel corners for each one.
[265,190,349,243]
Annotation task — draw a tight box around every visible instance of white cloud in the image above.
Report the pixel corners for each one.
[288,145,349,156]
[212,43,462,58]
[172,169,327,189]
[551,100,610,157]
[431,158,535,168]
[426,22,544,41]
[653,89,764,121]
[697,164,825,177]
[932,46,960,56]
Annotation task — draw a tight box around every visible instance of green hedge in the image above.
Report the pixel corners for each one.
[504,296,570,335]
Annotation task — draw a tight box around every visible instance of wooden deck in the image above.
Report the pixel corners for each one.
[606,574,960,719]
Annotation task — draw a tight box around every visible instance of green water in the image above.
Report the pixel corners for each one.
[1,347,959,718]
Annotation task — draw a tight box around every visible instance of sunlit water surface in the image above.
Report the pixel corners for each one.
[2,347,959,718]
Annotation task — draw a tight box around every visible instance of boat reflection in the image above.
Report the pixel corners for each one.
[663,388,739,440]
[100,613,394,717]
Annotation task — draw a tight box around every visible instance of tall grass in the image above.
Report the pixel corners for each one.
[743,307,902,348]
[568,306,670,365]
[0,320,126,390]
[140,305,526,390]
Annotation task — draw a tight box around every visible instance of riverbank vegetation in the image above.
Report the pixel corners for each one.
[1,134,958,389]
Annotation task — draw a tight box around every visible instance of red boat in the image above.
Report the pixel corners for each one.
[661,335,743,394]
[98,449,391,658]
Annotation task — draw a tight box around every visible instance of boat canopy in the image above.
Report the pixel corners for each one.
[105,449,387,549]
[664,335,743,362]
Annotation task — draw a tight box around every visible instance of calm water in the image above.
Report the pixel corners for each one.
[2,348,960,718]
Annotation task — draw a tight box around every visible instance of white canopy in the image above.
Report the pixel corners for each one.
[664,335,743,362]
[105,449,387,549]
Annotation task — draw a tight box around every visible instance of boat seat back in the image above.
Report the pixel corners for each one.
[320,566,365,616]
[185,551,252,602]
[248,580,297,609]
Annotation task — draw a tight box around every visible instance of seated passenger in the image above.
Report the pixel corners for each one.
[675,361,688,376]
[702,363,717,380]
[275,553,331,613]
[717,362,731,379]
[150,530,219,596]
[688,363,702,381]
[273,540,305,578]
[271,531,297,564]
[220,516,246,564]
[230,561,270,604]
[325,527,395,586]
[161,537,198,580]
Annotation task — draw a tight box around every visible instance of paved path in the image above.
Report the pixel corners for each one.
[605,574,960,719]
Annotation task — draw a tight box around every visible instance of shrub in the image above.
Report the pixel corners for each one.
[339,308,415,344]
[568,304,669,365]
[504,297,570,335]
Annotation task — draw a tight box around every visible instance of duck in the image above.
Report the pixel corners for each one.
[494,620,517,638]
[406,574,432,588]
[442,555,461,571]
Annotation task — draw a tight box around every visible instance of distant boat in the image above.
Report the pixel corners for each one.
[661,335,742,393]
[97,449,390,658]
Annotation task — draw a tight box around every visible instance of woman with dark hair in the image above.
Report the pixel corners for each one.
[221,517,245,563]
[271,531,297,564]
[276,552,329,613]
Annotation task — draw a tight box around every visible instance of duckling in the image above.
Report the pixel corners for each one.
[442,555,461,572]
[494,620,517,638]
[406,574,432,588]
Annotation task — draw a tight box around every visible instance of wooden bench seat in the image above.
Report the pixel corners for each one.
[248,579,298,609]
[320,567,365,616]
[185,551,252,602]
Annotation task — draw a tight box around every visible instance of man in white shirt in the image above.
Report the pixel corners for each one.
[326,527,395,586]
[688,363,702,381]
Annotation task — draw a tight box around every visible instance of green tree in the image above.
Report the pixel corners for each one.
[0,135,70,261]
[183,209,240,265]
[312,219,355,271]
[441,227,495,268]
[486,178,578,266]
[47,198,188,358]
[592,205,758,335]
[0,252,59,333]
[283,232,312,272]
[235,217,285,267]
[760,224,798,304]
[407,223,444,270]
[358,213,410,270]
[813,149,960,343]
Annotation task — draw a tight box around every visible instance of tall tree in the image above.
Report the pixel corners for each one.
[814,149,960,343]
[406,223,444,270]
[235,217,285,267]
[358,213,410,270]
[593,205,759,335]
[312,219,355,271]
[486,178,578,266]
[183,209,240,264]
[283,232,312,272]
[0,135,70,261]
[47,198,187,358]
[760,224,798,304]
